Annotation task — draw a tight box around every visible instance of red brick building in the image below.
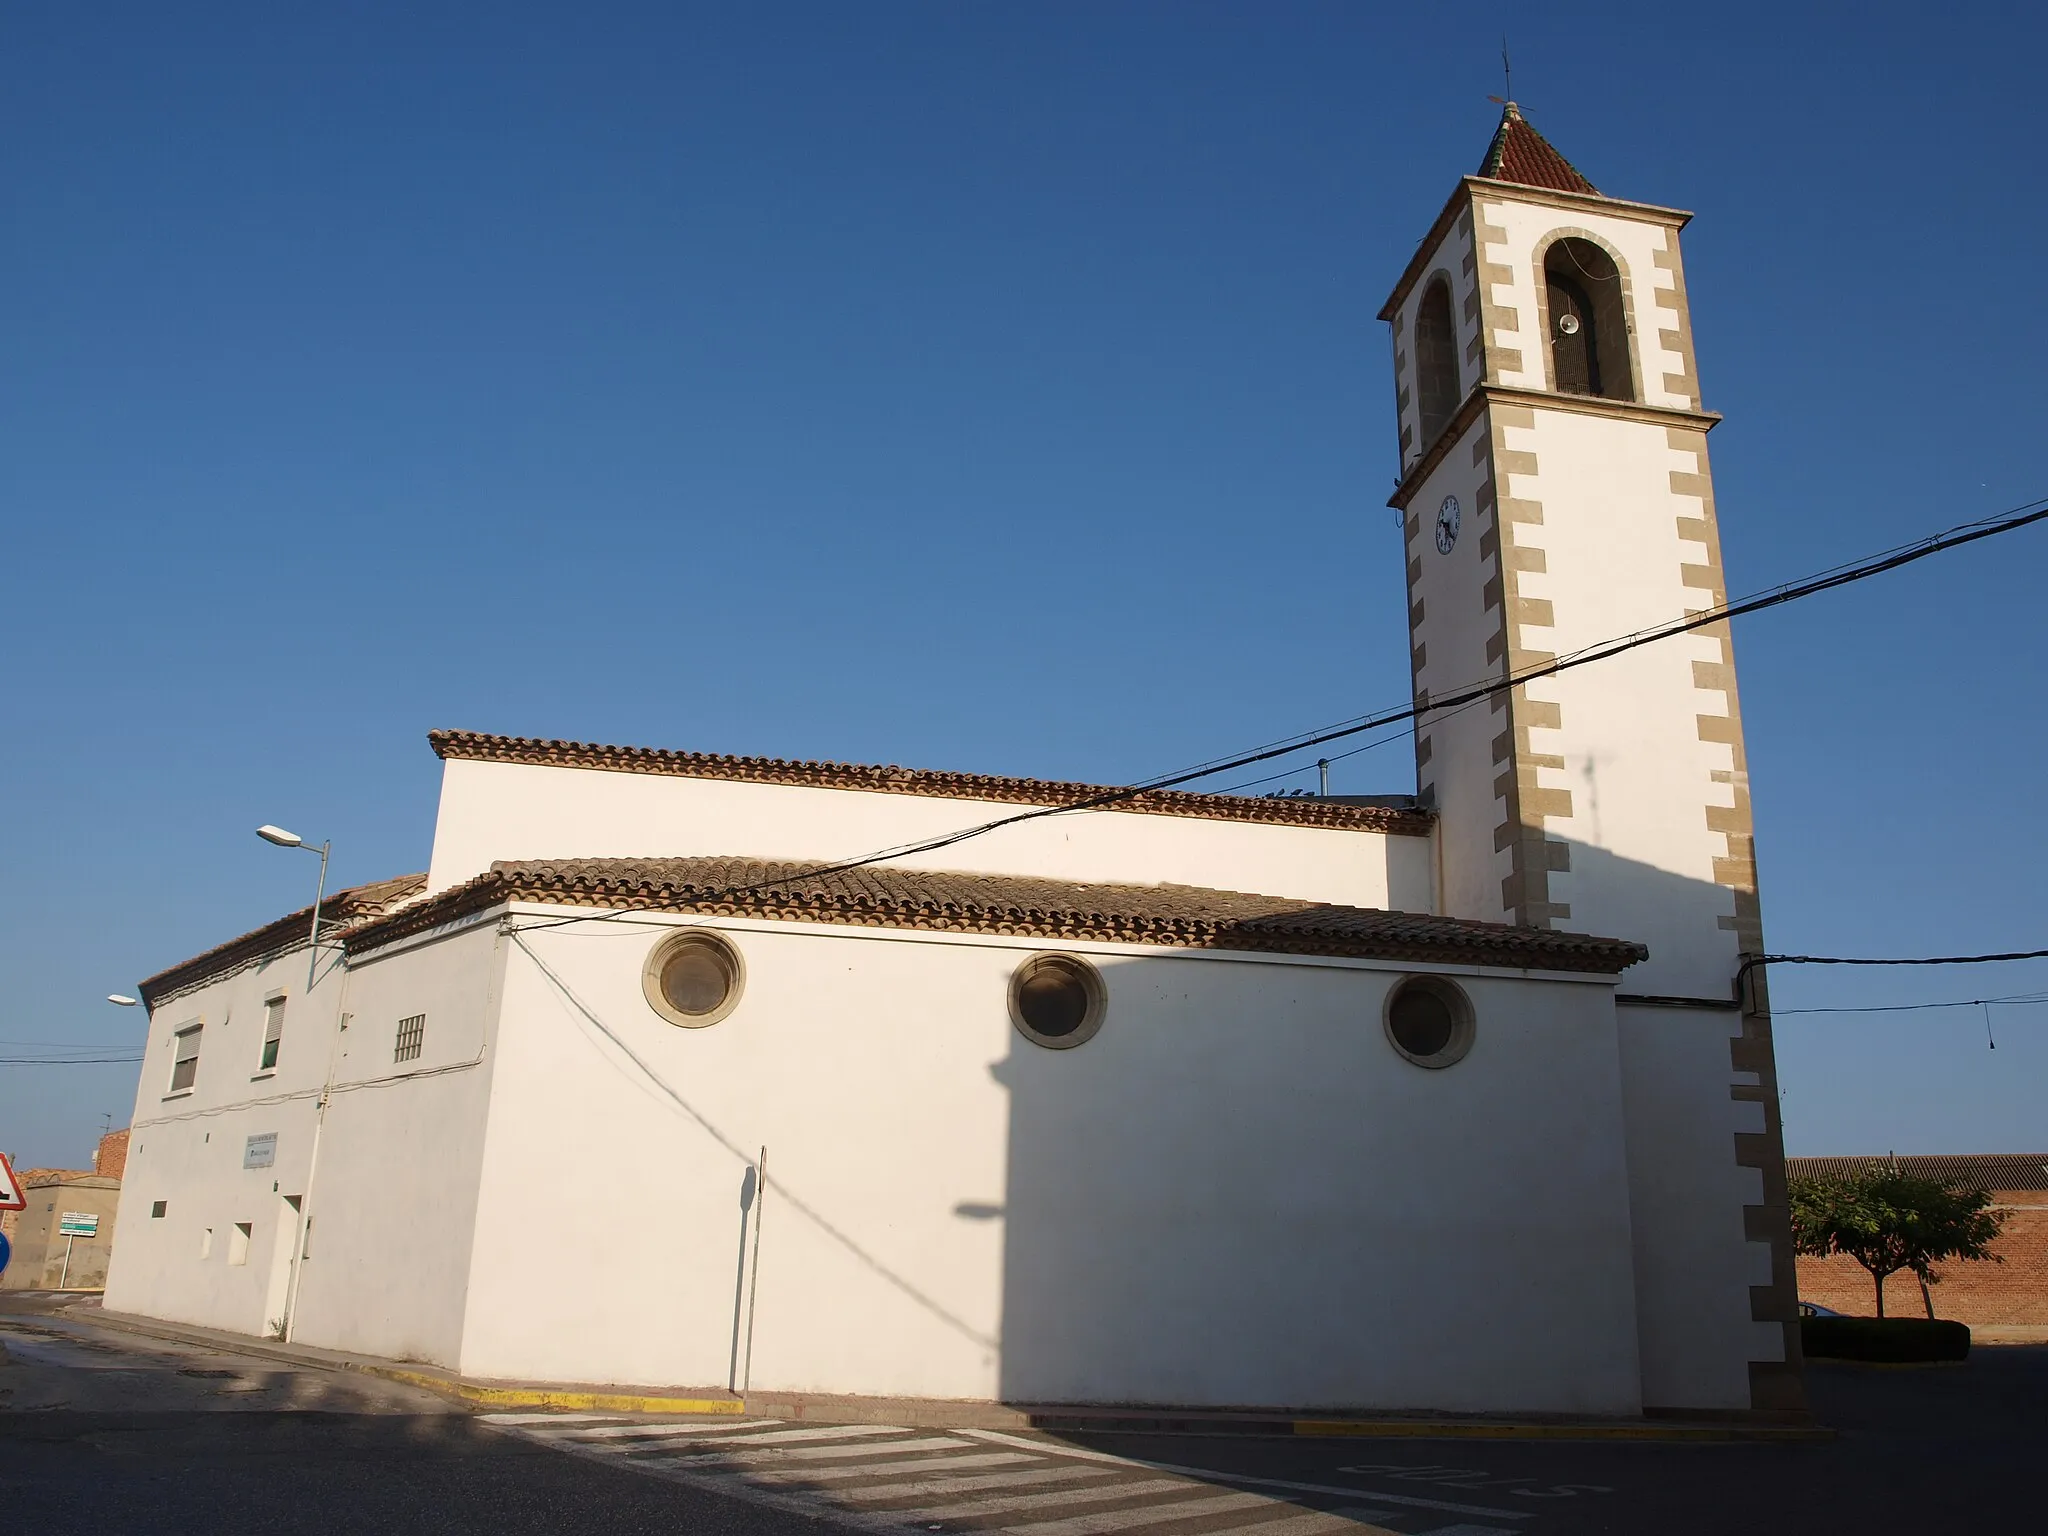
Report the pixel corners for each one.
[1789,1154,2048,1324]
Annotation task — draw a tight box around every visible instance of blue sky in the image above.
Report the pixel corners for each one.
[3,3,2043,1168]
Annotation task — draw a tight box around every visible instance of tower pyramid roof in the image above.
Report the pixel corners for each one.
[1476,103,1599,195]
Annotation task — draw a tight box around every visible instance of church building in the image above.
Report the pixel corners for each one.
[104,105,1804,1422]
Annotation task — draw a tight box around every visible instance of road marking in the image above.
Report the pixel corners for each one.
[480,1411,627,1425]
[1002,1489,1277,1536]
[486,1414,1521,1536]
[832,1465,1125,1502]
[555,1421,780,1441]
[876,1476,1196,1522]
[665,1434,971,1463]
[960,1441,1530,1523]
[723,1452,1040,1482]
[690,1424,918,1447]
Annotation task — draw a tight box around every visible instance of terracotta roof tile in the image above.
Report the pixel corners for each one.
[1786,1154,2048,1193]
[428,730,1432,838]
[346,855,1648,975]
[1476,103,1599,195]
[140,872,429,1009]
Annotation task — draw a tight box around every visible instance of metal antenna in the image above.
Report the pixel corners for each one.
[1502,37,1512,103]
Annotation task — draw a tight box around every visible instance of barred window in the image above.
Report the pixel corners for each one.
[394,1014,426,1063]
[259,996,286,1072]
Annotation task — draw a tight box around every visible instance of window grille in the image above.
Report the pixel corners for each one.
[394,1013,426,1063]
[260,997,286,1071]
[170,1025,203,1092]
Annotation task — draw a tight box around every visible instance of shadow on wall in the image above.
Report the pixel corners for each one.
[979,843,1797,1416]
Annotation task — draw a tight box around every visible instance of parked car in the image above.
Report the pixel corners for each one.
[1798,1301,1844,1318]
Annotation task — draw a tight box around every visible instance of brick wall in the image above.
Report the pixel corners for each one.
[1795,1193,2048,1324]
[94,1129,129,1180]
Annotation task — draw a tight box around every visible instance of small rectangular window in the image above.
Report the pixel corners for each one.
[394,1013,426,1063]
[228,1222,252,1266]
[200,1227,214,1259]
[170,1024,203,1093]
[151,1200,167,1218]
[259,997,286,1071]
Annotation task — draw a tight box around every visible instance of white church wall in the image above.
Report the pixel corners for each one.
[456,905,1645,1415]
[1615,1003,1782,1409]
[425,757,1433,914]
[283,918,505,1368]
[104,945,340,1335]
[1497,407,1742,997]
[1400,415,1503,923]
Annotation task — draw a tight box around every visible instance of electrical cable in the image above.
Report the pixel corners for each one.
[509,490,2048,938]
[0,1056,143,1065]
[1773,991,2048,1016]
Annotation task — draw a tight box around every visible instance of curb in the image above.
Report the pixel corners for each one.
[71,1309,1828,1442]
[372,1368,745,1416]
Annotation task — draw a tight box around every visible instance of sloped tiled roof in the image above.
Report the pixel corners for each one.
[139,872,430,1008]
[1476,102,1599,195]
[1786,1154,2048,1193]
[428,730,1432,837]
[345,855,1648,975]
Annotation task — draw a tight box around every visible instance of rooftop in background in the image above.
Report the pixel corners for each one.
[1786,1154,2048,1192]
[429,729,1434,837]
[1476,101,1600,195]
[347,855,1649,975]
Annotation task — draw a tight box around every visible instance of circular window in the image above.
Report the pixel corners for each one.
[642,931,745,1028]
[1383,976,1475,1069]
[1009,953,1106,1050]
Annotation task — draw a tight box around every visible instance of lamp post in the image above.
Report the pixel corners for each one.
[257,825,331,990]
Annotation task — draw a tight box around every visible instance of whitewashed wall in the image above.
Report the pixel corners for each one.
[103,946,339,1335]
[425,759,1436,916]
[1615,1003,1780,1409]
[285,918,505,1367]
[103,922,506,1369]
[1501,409,1741,997]
[457,905,1644,1415]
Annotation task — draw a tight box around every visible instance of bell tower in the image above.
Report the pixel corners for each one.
[1380,105,1803,1415]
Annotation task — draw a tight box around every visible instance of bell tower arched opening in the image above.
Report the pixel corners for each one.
[1414,277,1460,446]
[1543,238,1633,402]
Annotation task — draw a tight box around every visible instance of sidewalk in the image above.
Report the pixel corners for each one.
[72,1301,1829,1442]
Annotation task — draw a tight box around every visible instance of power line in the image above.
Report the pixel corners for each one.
[507,490,2048,936]
[0,1056,142,1066]
[1775,991,2048,1016]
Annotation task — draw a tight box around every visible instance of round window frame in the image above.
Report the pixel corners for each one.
[642,930,747,1029]
[1008,952,1107,1051]
[1382,975,1476,1069]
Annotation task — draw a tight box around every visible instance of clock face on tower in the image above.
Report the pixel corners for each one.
[1435,495,1461,555]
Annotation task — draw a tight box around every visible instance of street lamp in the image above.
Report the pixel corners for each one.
[107,995,139,1007]
[258,825,332,990]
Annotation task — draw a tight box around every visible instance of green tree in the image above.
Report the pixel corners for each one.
[1788,1166,2006,1318]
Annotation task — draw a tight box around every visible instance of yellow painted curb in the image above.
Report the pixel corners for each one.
[372,1367,745,1416]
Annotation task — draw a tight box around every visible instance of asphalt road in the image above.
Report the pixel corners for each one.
[2,1299,2039,1535]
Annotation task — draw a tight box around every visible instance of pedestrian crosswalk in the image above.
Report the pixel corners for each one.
[477,1412,1524,1536]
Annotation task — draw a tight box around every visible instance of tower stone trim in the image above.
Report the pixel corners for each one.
[1665,425,1805,1411]
[1480,405,1575,928]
